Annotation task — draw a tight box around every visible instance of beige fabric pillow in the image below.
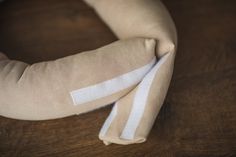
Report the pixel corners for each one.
[0,0,177,145]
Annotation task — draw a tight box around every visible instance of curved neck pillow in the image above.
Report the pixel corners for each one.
[0,0,177,145]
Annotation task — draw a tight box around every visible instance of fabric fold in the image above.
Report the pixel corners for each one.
[99,52,174,145]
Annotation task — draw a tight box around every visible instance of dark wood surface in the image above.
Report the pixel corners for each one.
[0,0,236,156]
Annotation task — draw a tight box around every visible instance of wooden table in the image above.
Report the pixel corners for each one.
[0,0,236,156]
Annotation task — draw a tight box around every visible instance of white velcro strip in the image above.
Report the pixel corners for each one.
[120,53,170,140]
[70,58,156,106]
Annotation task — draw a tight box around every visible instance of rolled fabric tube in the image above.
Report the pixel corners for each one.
[0,38,156,120]
[0,0,177,145]
[83,0,177,145]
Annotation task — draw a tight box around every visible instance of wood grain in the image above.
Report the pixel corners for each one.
[0,0,236,156]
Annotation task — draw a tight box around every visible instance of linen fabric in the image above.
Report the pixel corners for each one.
[0,0,177,145]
